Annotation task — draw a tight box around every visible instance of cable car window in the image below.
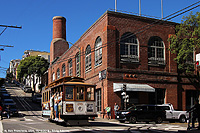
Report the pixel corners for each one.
[77,86,84,100]
[66,87,73,100]
[87,87,94,100]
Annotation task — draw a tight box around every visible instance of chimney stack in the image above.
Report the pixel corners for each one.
[50,16,69,64]
[53,16,66,40]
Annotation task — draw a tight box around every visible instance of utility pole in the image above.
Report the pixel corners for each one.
[0,24,22,29]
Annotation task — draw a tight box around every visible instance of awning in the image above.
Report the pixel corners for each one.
[113,83,155,92]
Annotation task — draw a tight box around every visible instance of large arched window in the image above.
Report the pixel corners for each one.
[57,68,60,79]
[95,37,102,66]
[85,45,91,71]
[68,59,73,76]
[148,36,165,65]
[62,64,66,77]
[76,52,80,77]
[120,32,139,62]
[52,72,55,81]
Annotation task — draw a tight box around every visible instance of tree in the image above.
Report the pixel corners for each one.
[169,12,200,73]
[17,56,49,92]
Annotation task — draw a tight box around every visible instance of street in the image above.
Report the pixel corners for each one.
[0,83,198,133]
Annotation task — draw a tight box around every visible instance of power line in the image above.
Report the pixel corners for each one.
[52,1,199,67]
[0,25,22,29]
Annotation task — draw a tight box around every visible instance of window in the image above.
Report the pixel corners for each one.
[52,72,55,81]
[120,32,139,62]
[95,37,102,66]
[148,36,165,65]
[96,89,101,112]
[85,45,91,71]
[62,64,66,77]
[68,59,73,76]
[76,52,80,77]
[57,68,60,79]
[65,86,73,100]
[86,87,94,100]
[76,86,84,100]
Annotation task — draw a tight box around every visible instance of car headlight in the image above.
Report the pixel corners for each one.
[122,111,130,115]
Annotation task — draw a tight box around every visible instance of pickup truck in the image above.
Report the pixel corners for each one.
[158,103,189,123]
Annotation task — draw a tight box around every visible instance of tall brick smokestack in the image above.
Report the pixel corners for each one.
[50,16,69,64]
[53,16,66,40]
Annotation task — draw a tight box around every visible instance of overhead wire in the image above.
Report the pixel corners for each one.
[52,1,200,69]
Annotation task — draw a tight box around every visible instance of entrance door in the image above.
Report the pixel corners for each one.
[186,90,199,110]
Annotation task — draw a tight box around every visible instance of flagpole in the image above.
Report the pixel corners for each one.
[115,0,117,12]
[161,0,163,19]
[139,0,141,16]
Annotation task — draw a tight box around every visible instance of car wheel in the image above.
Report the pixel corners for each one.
[179,115,186,123]
[155,116,163,124]
[129,116,136,124]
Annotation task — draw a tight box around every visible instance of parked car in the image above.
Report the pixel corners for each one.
[116,104,166,124]
[1,93,11,99]
[3,103,19,117]
[2,99,16,105]
[24,86,32,93]
[157,103,189,123]
[32,93,42,103]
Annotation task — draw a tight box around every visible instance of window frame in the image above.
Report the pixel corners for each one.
[68,59,73,76]
[76,52,80,77]
[148,36,165,65]
[95,37,102,66]
[85,45,92,72]
[120,32,139,63]
[62,64,66,77]
[57,68,60,79]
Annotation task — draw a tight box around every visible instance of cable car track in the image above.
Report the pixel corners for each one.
[5,85,44,121]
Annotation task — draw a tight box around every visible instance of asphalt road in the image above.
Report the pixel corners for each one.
[0,83,198,133]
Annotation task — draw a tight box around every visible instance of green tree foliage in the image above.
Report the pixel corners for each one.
[17,56,49,81]
[169,12,200,73]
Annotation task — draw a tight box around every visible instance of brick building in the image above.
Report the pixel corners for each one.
[48,11,199,118]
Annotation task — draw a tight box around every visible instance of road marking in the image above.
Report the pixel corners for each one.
[0,121,3,133]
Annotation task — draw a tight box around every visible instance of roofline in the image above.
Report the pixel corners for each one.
[50,10,178,66]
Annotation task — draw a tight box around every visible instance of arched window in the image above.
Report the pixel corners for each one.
[85,45,91,71]
[68,59,73,76]
[62,64,66,77]
[95,37,102,66]
[52,72,55,81]
[76,52,80,77]
[57,68,60,79]
[120,32,139,62]
[148,36,165,65]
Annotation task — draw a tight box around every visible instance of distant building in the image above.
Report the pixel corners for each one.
[22,50,50,92]
[9,59,21,79]
[22,50,50,62]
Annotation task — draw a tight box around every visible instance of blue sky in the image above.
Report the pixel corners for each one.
[0,0,199,78]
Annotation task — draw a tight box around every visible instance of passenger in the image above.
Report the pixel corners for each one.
[50,93,56,120]
[54,92,59,120]
[114,103,120,118]
[7,105,10,119]
[0,105,3,120]
[187,99,200,129]
[58,92,63,120]
[105,106,111,120]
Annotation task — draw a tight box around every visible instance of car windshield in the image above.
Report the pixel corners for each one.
[127,106,137,110]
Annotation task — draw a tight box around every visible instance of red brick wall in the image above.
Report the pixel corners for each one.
[48,11,198,116]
